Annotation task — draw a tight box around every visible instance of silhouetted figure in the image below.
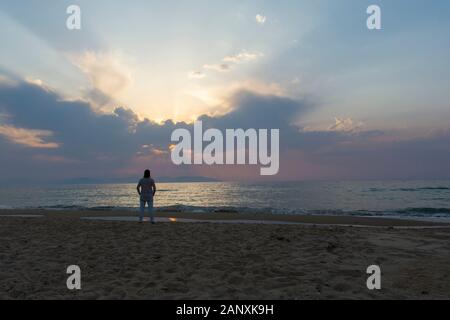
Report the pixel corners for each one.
[137,169,156,223]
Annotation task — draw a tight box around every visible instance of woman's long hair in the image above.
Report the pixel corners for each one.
[144,169,151,178]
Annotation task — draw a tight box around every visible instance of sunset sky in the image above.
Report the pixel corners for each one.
[1,0,450,182]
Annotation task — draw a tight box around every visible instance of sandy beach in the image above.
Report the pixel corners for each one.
[1,210,450,300]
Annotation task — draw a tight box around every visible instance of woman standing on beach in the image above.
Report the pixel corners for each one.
[137,169,157,223]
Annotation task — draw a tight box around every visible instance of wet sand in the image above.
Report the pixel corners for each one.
[1,209,450,299]
[1,209,449,227]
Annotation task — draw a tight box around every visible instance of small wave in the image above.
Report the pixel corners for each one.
[33,205,136,212]
[3,204,450,220]
[352,208,450,219]
[37,205,87,211]
[116,205,450,219]
[395,187,450,192]
[368,187,450,192]
[396,207,450,214]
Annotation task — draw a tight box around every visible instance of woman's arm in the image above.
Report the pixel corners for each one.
[152,181,156,196]
[137,183,141,196]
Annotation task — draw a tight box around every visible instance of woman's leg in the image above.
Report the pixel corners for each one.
[148,200,155,223]
[139,200,145,222]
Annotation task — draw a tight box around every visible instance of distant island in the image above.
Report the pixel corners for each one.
[60,176,221,185]
[157,176,220,183]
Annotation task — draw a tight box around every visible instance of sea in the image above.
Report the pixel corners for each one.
[1,180,450,220]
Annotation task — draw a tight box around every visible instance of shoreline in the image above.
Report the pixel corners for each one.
[1,209,450,227]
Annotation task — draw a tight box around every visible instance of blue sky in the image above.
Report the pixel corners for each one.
[1,1,450,181]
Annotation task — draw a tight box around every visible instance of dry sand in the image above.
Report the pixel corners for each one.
[1,209,450,300]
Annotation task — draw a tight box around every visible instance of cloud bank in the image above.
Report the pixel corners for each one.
[1,76,450,182]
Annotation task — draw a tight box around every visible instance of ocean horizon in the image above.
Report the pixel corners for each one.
[2,180,450,220]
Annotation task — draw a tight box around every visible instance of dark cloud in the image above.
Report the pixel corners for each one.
[0,83,139,158]
[199,90,307,129]
[84,88,117,109]
[1,79,450,182]
[198,90,313,152]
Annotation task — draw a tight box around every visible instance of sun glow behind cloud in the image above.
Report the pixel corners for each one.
[71,51,134,110]
[66,48,271,122]
[0,8,244,123]
[0,2,300,124]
